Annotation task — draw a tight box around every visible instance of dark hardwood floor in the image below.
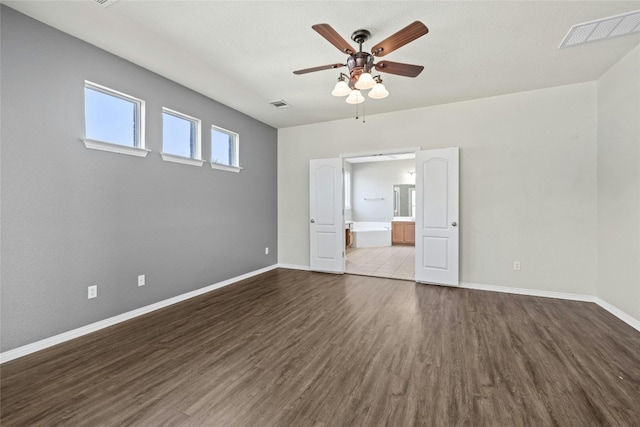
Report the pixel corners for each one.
[1,268,639,426]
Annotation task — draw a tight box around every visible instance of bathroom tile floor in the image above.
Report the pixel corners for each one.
[345,245,415,281]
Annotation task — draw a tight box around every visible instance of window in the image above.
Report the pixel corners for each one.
[161,108,203,166]
[410,187,416,218]
[83,81,148,157]
[344,170,352,210]
[211,126,240,172]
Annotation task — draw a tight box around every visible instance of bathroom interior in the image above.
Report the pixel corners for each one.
[344,153,416,280]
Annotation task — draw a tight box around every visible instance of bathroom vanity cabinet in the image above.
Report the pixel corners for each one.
[345,228,353,248]
[392,221,415,246]
[345,222,353,248]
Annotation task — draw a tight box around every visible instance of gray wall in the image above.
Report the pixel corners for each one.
[597,44,640,321]
[0,7,278,352]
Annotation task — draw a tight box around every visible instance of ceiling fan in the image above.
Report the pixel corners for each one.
[293,21,429,103]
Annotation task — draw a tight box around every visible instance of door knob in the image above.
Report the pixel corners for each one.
[310,219,315,223]
[451,222,457,227]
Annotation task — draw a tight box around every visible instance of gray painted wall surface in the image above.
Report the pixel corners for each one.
[0,7,278,352]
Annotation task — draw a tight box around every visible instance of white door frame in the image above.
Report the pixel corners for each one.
[312,146,459,284]
[340,147,421,161]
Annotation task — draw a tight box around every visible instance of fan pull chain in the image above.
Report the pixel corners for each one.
[354,101,366,123]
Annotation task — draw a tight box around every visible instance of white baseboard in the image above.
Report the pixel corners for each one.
[459,281,595,302]
[0,264,279,364]
[595,298,640,332]
[277,263,310,271]
[3,267,637,364]
[460,281,640,332]
[276,271,639,331]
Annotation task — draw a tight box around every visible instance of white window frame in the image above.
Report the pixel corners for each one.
[210,125,241,173]
[160,107,204,167]
[344,170,352,210]
[82,81,149,157]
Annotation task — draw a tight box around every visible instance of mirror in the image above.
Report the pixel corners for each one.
[393,184,415,218]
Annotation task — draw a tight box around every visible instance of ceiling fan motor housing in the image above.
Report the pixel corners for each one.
[346,52,374,88]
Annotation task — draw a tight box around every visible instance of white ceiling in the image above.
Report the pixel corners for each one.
[4,1,640,129]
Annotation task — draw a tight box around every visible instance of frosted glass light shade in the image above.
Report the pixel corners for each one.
[368,82,389,99]
[331,80,351,96]
[345,90,365,104]
[354,72,375,90]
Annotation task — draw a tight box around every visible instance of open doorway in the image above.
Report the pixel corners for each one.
[343,153,416,280]
[309,147,458,285]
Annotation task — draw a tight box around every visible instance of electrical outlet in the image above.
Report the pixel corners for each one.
[88,285,97,299]
[265,247,269,255]
[513,261,521,271]
[138,274,145,287]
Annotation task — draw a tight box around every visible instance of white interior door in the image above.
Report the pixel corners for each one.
[309,158,344,273]
[415,147,459,285]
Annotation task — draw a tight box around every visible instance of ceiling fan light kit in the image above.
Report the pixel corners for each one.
[345,89,365,105]
[331,76,351,96]
[354,72,375,90]
[368,78,389,99]
[294,21,428,105]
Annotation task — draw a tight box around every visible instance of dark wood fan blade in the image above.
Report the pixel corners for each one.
[375,61,424,77]
[293,63,345,75]
[312,24,356,55]
[371,21,429,57]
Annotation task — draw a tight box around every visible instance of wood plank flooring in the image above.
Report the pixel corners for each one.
[1,269,639,426]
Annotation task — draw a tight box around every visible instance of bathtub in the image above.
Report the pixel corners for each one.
[352,222,392,248]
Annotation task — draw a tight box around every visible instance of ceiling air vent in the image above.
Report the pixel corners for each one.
[90,0,119,8]
[270,100,292,109]
[559,9,640,48]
